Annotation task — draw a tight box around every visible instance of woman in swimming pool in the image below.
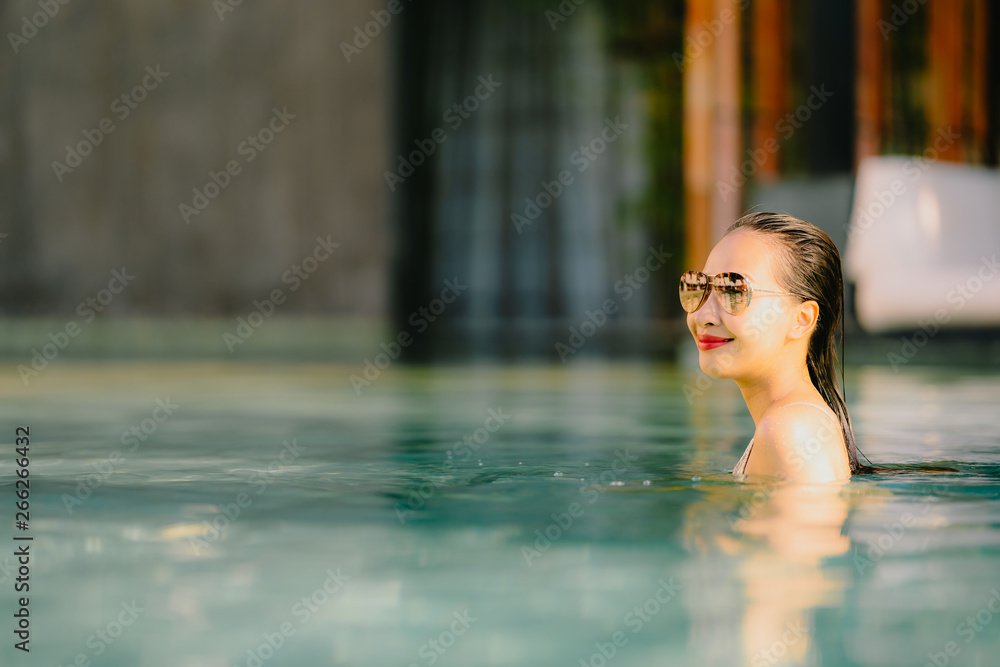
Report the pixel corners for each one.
[679,211,871,483]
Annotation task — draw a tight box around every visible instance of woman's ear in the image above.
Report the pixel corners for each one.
[789,300,820,340]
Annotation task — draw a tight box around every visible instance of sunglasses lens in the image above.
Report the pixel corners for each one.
[716,273,750,314]
[679,271,708,312]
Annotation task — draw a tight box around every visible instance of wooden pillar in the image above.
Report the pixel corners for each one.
[926,0,964,161]
[751,0,786,181]
[711,0,742,242]
[683,0,716,271]
[683,0,742,271]
[855,0,884,165]
[969,0,988,163]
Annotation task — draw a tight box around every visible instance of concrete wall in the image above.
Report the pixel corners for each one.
[0,0,390,316]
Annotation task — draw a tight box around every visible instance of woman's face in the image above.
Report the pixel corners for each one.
[687,229,807,380]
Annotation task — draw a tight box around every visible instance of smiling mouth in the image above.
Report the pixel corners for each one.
[696,336,734,349]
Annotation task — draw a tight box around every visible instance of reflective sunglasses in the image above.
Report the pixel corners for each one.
[679,270,799,315]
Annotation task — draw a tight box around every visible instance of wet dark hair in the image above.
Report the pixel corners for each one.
[726,211,873,474]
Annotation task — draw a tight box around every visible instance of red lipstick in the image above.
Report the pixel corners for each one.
[696,334,734,351]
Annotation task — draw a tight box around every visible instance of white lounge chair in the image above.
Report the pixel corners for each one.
[844,156,1000,333]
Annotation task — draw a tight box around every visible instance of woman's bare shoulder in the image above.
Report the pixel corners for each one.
[749,403,850,482]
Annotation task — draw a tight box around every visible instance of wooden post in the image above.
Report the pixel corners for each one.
[711,0,742,242]
[752,0,786,181]
[683,0,742,270]
[855,0,883,166]
[926,0,964,161]
[969,0,988,163]
[683,0,717,271]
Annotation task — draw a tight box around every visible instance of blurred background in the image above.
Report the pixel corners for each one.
[1,0,999,364]
[3,3,1000,667]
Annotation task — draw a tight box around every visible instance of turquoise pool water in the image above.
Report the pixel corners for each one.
[2,361,999,666]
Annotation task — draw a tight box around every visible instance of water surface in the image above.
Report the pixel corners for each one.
[1,361,998,666]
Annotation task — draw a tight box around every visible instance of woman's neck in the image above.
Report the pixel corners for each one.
[735,362,819,426]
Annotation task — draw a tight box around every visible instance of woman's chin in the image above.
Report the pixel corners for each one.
[698,350,738,378]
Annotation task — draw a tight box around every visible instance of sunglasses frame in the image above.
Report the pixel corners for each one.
[679,270,799,315]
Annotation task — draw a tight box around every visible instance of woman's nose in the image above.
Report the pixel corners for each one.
[692,287,723,325]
